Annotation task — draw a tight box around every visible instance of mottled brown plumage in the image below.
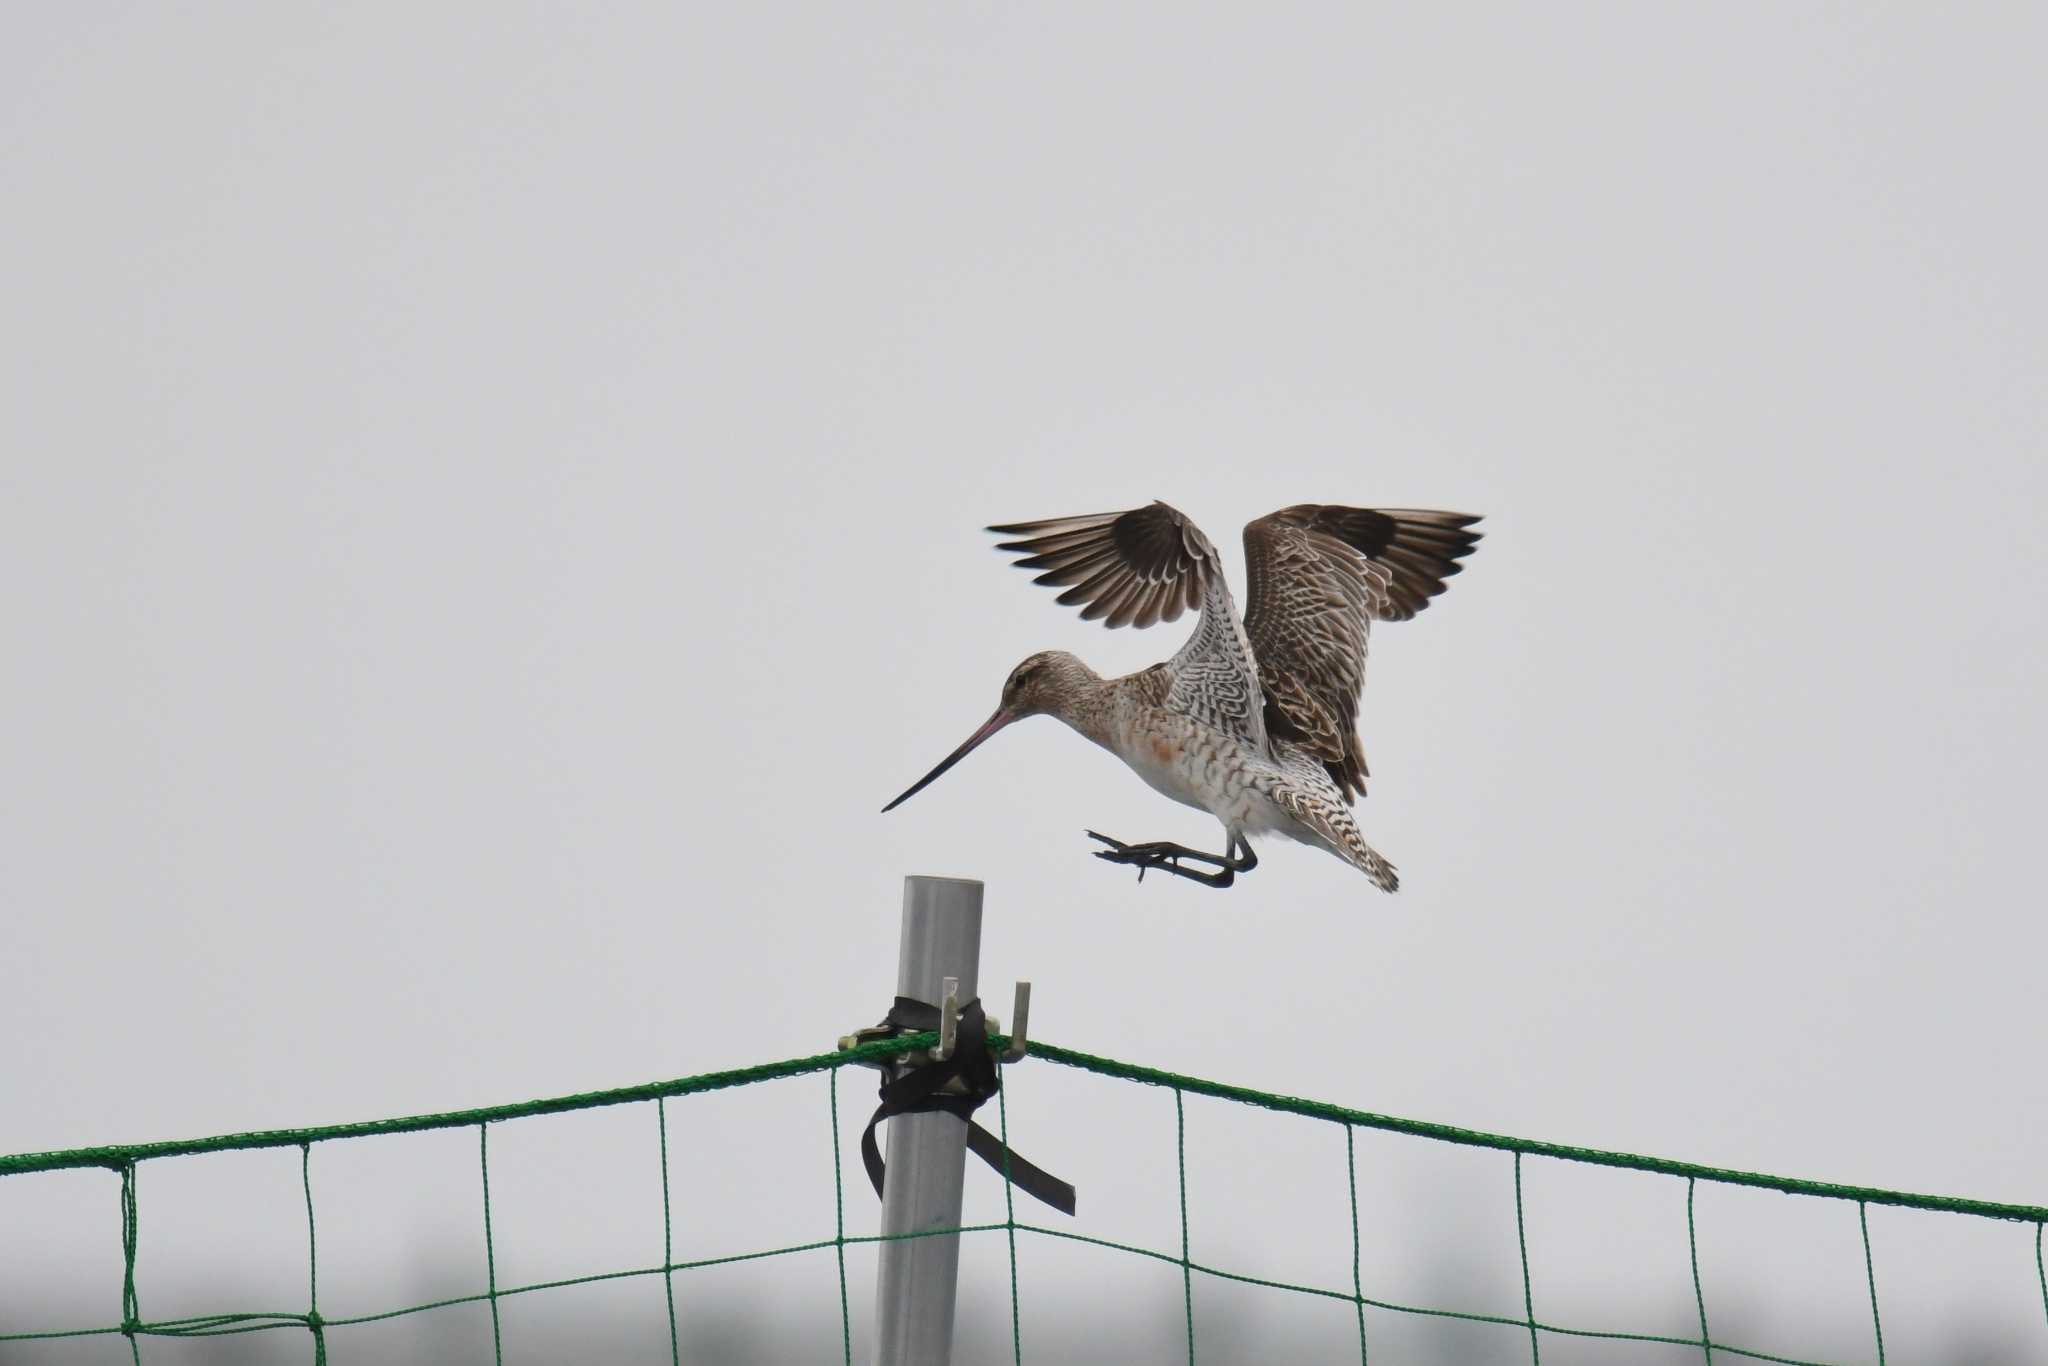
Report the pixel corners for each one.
[996,502,1480,802]
[886,499,1482,891]
[1241,506,1481,800]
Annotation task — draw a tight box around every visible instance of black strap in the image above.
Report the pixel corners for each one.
[860,996,1077,1217]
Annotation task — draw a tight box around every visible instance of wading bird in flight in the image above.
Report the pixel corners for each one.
[883,502,1481,890]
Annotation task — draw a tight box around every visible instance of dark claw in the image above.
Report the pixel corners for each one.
[1088,831,1150,882]
[1094,852,1149,882]
[1083,829,1248,891]
[1090,830,1192,883]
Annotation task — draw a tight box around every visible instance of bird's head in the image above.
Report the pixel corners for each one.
[881,650,1095,813]
[997,649,1091,718]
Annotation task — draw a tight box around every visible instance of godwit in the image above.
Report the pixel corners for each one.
[882,502,1482,890]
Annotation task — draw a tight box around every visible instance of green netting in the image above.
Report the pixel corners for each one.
[2,1033,2044,1364]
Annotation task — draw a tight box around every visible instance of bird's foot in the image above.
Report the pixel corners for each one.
[1086,830,1182,882]
[1085,831,1236,888]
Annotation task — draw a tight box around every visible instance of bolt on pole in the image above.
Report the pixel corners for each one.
[873,875,983,1366]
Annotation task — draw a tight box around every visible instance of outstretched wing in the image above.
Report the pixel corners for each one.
[988,501,1267,744]
[986,500,1219,630]
[1243,506,1481,800]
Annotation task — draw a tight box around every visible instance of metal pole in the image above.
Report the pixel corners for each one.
[873,875,983,1366]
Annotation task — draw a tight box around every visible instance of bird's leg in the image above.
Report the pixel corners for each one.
[1086,831,1258,889]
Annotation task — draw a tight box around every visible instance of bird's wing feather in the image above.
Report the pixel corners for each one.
[989,501,1267,745]
[1242,506,1481,800]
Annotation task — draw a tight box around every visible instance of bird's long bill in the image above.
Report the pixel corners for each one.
[881,707,1015,813]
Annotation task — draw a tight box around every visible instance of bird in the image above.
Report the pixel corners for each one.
[881,501,1482,890]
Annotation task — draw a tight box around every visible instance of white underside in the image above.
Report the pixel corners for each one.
[1117,725,1316,844]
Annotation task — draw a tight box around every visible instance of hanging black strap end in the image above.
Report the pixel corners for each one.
[856,994,1076,1217]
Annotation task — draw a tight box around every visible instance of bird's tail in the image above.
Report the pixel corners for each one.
[1277,787,1400,893]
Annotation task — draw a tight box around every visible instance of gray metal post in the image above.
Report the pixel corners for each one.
[873,875,983,1366]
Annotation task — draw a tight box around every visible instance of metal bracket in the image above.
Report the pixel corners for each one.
[836,977,1033,1065]
[934,977,960,1061]
[1002,981,1032,1062]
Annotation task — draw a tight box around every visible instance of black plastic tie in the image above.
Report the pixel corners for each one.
[860,996,1076,1217]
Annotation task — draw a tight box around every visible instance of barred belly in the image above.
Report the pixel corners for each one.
[1118,711,1292,833]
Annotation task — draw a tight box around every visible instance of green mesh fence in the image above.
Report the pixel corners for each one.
[2,1034,2044,1364]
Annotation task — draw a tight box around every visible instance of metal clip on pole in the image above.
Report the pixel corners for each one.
[935,976,960,1061]
[1002,981,1032,1062]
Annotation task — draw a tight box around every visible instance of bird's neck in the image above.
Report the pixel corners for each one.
[1055,669,1144,753]
[1049,672,1119,751]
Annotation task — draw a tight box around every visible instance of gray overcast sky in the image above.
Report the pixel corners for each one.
[3,4,2044,1362]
